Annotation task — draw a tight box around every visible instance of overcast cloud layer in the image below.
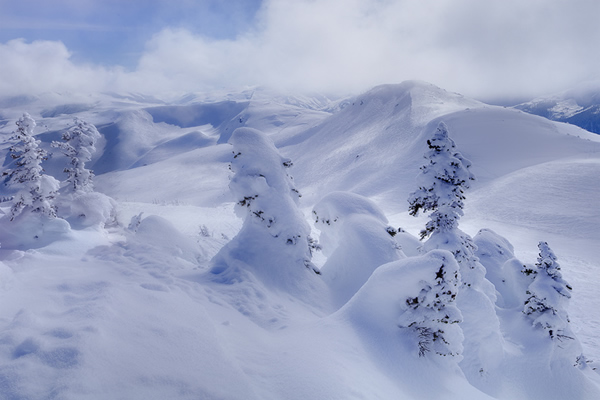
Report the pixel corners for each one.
[1,0,599,100]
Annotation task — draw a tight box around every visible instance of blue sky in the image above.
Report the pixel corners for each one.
[0,0,263,67]
[0,0,599,100]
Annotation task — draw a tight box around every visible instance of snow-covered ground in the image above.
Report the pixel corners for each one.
[1,81,599,399]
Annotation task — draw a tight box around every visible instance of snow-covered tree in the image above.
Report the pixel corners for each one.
[228,128,316,270]
[409,122,484,288]
[524,241,573,340]
[408,122,475,240]
[4,113,58,220]
[210,127,320,294]
[52,117,101,193]
[397,250,462,357]
[409,122,503,384]
[48,117,115,229]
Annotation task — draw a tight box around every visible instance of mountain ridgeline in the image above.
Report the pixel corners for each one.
[514,82,600,135]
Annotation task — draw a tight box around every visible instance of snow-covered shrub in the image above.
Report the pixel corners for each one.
[408,122,474,240]
[128,212,144,232]
[3,113,59,221]
[343,250,463,359]
[199,224,211,238]
[313,191,404,307]
[210,127,321,294]
[51,117,101,194]
[524,241,573,340]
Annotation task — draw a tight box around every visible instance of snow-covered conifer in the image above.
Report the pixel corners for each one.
[410,122,503,384]
[524,241,573,340]
[52,117,101,193]
[410,122,484,288]
[4,113,58,220]
[228,128,315,270]
[408,122,474,240]
[397,251,462,357]
[210,127,320,293]
[49,117,116,229]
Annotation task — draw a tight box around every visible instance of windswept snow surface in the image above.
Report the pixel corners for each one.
[1,82,600,399]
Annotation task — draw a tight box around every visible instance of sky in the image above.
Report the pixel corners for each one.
[0,0,599,101]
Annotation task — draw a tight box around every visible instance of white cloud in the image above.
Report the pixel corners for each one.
[0,39,122,96]
[1,0,599,99]
[129,29,257,93]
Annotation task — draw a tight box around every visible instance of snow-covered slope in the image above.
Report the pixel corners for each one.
[1,82,600,399]
[278,81,599,215]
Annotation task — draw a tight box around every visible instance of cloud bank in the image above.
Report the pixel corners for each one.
[1,0,599,100]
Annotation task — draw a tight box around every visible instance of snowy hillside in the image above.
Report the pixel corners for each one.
[1,81,600,399]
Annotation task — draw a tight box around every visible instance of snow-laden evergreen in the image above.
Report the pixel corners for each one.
[3,113,59,220]
[408,121,475,240]
[210,127,321,294]
[396,250,463,358]
[340,250,466,379]
[52,117,101,194]
[409,122,505,390]
[524,241,573,340]
[50,118,115,229]
[0,113,70,249]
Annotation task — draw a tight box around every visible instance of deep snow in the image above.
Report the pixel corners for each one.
[1,81,600,399]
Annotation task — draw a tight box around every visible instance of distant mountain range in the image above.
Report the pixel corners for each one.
[513,82,600,134]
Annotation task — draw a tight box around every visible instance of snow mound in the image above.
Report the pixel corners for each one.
[0,212,71,249]
[130,214,202,266]
[313,191,404,307]
[55,191,116,229]
[473,228,529,309]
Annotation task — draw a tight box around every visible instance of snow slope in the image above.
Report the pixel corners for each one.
[1,82,600,399]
